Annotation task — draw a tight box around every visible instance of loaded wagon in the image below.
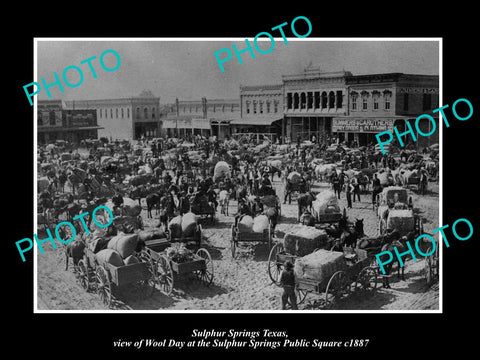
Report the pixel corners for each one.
[268,247,378,309]
[230,215,273,258]
[76,246,156,308]
[310,190,343,227]
[375,186,413,220]
[139,240,214,296]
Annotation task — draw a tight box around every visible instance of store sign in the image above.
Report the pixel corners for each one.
[398,87,438,94]
[332,118,394,133]
[68,113,93,127]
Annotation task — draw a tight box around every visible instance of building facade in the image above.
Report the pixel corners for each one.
[162,98,240,140]
[231,84,284,142]
[64,90,161,141]
[37,100,102,144]
[341,73,440,147]
[282,67,352,143]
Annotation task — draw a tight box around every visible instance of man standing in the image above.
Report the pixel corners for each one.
[280,261,298,310]
[372,173,382,209]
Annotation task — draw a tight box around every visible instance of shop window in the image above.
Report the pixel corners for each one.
[362,98,368,110]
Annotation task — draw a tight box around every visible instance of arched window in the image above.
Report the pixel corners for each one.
[110,108,113,118]
[266,100,271,113]
[246,100,250,114]
[328,91,335,109]
[144,107,148,119]
[136,107,140,118]
[121,108,124,118]
[152,107,156,119]
[321,92,328,109]
[127,108,130,118]
[116,108,118,118]
[300,93,306,109]
[293,93,299,109]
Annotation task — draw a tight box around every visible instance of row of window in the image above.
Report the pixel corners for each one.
[351,92,391,111]
[180,104,237,113]
[98,107,157,119]
[286,91,344,110]
[351,92,433,111]
[245,100,279,114]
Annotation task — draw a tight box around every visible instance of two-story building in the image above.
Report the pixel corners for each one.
[341,73,439,147]
[37,99,102,144]
[230,84,284,142]
[63,89,161,141]
[282,67,351,143]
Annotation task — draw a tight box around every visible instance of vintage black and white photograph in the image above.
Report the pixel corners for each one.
[34,39,441,312]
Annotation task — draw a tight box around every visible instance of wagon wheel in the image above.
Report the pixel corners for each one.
[325,271,350,309]
[156,254,174,295]
[96,265,112,308]
[137,249,157,297]
[77,259,91,291]
[355,266,378,292]
[195,248,214,286]
[378,219,387,235]
[267,242,285,285]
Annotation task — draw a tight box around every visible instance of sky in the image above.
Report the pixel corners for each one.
[35,39,440,104]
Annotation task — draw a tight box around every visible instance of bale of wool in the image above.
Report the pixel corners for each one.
[294,250,347,282]
[386,209,414,233]
[89,237,110,253]
[313,191,340,216]
[238,215,254,233]
[213,161,231,181]
[252,214,270,233]
[287,171,302,183]
[95,249,124,267]
[283,225,330,257]
[107,233,139,259]
[124,255,139,265]
[137,228,166,242]
[181,212,197,237]
[168,215,183,239]
[377,172,394,186]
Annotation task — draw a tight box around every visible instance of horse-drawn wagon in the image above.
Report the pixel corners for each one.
[76,246,156,307]
[268,247,378,309]
[140,241,214,296]
[230,215,273,259]
[375,186,413,219]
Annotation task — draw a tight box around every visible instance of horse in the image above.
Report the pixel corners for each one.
[146,192,162,218]
[297,191,316,221]
[330,218,365,251]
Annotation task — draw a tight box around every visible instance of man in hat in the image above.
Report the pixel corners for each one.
[280,261,298,310]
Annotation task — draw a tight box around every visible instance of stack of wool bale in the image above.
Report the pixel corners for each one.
[168,212,198,239]
[283,225,329,257]
[95,232,140,267]
[312,190,340,219]
[237,214,270,233]
[294,249,347,283]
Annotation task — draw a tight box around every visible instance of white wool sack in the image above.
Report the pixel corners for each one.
[252,214,270,233]
[238,215,254,232]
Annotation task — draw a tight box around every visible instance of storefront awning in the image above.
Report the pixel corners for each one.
[38,126,104,132]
